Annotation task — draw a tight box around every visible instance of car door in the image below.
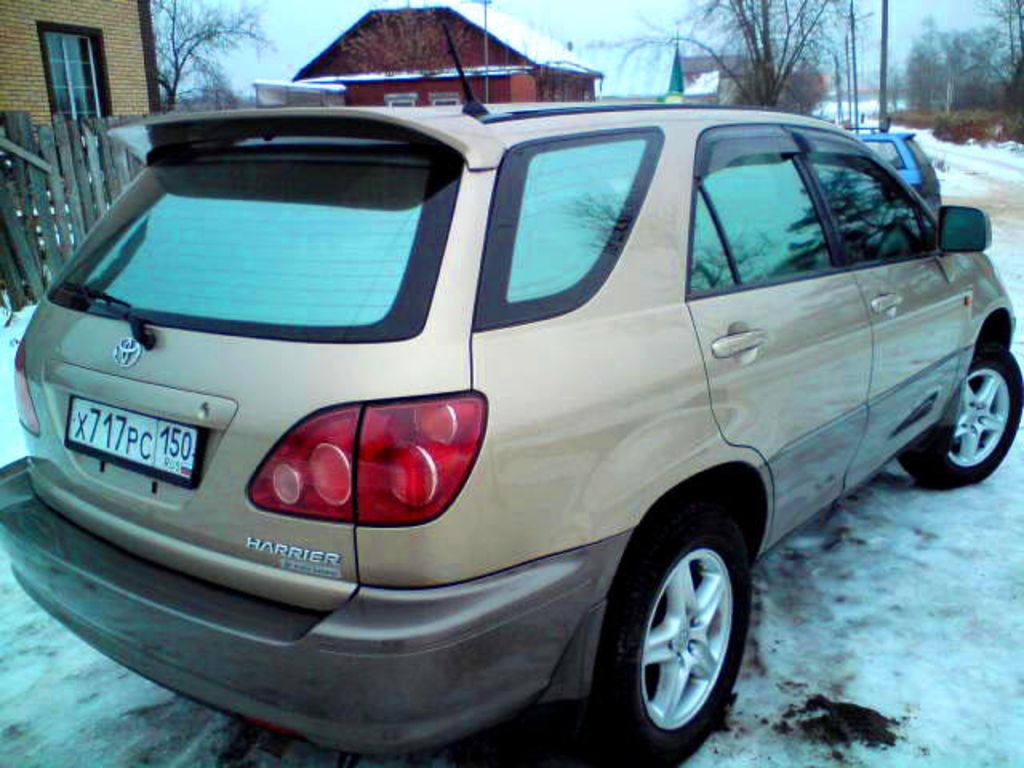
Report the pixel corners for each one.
[686,126,873,543]
[800,132,972,486]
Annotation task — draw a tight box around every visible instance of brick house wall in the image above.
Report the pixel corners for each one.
[0,0,159,123]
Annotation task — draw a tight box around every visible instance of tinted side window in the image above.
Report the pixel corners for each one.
[810,152,927,264]
[475,130,663,330]
[507,139,647,302]
[689,191,735,293]
[703,154,831,285]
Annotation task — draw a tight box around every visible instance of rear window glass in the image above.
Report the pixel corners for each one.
[869,140,905,169]
[55,149,461,342]
[905,139,932,171]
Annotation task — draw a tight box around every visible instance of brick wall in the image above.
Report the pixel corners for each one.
[0,0,155,122]
[344,75,515,107]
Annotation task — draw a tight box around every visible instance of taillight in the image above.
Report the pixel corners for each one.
[248,394,486,526]
[249,407,359,521]
[358,393,487,526]
[14,340,40,435]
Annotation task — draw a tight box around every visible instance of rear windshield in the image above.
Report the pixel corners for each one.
[54,147,461,342]
[905,138,940,194]
[868,139,905,169]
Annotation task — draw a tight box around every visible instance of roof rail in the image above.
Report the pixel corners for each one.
[480,102,831,124]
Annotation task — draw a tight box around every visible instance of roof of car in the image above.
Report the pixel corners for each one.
[112,103,843,171]
[860,131,916,141]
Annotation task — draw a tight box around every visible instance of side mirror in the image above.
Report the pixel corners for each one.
[939,206,991,253]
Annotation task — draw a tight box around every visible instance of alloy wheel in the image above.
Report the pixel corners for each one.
[949,368,1011,468]
[640,548,733,730]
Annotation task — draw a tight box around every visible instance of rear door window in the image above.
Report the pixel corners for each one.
[475,130,663,330]
[54,148,462,342]
[810,152,929,264]
[701,154,831,286]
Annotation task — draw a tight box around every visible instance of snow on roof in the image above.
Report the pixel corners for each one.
[254,78,347,93]
[378,1,600,75]
[686,70,720,97]
[318,65,533,83]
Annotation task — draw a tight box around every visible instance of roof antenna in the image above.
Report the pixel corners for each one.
[441,22,488,119]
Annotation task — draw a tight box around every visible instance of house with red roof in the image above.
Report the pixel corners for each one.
[256,3,602,108]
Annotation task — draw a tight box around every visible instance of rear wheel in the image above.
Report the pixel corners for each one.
[588,505,750,766]
[900,343,1022,488]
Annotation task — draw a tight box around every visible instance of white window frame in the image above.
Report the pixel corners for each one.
[43,31,104,119]
[384,93,418,108]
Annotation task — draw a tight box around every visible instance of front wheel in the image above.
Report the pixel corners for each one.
[900,342,1022,488]
[587,505,751,766]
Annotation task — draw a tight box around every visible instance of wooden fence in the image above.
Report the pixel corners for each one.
[0,111,144,314]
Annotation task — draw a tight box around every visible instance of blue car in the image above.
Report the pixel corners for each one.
[860,130,942,210]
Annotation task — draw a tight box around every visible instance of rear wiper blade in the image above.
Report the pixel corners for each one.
[65,282,132,310]
[62,282,157,350]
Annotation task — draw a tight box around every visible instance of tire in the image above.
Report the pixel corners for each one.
[587,504,751,766]
[899,342,1022,489]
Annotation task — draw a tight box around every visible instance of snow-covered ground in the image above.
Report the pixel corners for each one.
[0,309,33,468]
[1,137,1022,767]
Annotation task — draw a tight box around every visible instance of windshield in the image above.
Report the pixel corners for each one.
[54,147,461,342]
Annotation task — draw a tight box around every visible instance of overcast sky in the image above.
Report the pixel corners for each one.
[223,0,980,98]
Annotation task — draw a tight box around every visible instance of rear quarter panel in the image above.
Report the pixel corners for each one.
[355,121,769,586]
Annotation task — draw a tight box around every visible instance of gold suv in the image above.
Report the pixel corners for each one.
[2,104,1019,765]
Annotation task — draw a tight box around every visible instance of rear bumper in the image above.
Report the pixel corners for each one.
[0,459,626,754]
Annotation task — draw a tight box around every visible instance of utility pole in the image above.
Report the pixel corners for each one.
[849,0,860,130]
[833,51,845,125]
[845,33,853,126]
[879,0,889,122]
[481,0,491,103]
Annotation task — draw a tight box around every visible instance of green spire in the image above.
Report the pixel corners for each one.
[668,39,685,96]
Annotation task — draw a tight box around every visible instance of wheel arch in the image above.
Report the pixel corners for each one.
[623,462,770,567]
[977,307,1013,350]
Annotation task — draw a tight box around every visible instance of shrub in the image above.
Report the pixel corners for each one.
[932,110,1006,143]
[890,110,935,129]
[1009,114,1024,143]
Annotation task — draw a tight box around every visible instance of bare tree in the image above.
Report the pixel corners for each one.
[978,0,1023,75]
[611,0,842,107]
[153,0,269,111]
[977,0,1024,112]
[340,10,470,74]
[906,21,1006,112]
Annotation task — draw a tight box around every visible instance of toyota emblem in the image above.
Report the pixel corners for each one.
[113,337,143,368]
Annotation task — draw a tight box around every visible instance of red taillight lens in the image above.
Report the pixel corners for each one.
[249,394,486,526]
[14,340,40,435]
[358,393,486,526]
[249,408,359,521]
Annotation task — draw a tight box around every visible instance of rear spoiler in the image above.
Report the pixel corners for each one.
[110,107,507,170]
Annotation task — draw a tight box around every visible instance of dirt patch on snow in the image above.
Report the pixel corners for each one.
[777,695,901,750]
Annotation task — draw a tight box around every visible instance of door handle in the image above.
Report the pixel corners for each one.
[870,293,903,315]
[711,330,768,359]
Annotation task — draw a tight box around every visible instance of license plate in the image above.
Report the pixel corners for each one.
[65,397,204,487]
